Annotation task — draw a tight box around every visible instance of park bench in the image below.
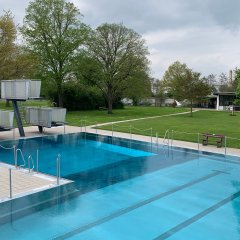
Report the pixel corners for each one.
[202,133,225,148]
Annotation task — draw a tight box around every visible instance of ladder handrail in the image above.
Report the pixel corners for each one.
[28,155,35,172]
[163,129,170,145]
[15,148,26,168]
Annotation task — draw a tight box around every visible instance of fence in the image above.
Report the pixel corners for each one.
[79,121,240,157]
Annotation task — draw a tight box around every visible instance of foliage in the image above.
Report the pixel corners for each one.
[124,70,152,105]
[234,68,240,105]
[218,72,236,92]
[0,11,16,79]
[152,79,167,106]
[83,23,150,114]
[48,81,105,110]
[21,0,89,107]
[163,61,211,116]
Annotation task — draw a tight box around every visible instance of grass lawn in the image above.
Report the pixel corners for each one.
[1,99,238,148]
[0,99,51,110]
[66,106,188,125]
[99,110,240,148]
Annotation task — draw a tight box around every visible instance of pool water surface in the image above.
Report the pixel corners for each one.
[0,133,239,240]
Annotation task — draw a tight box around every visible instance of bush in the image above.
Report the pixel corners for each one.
[47,82,124,111]
[48,82,105,110]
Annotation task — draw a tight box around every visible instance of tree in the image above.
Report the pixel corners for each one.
[234,68,240,105]
[163,61,211,116]
[124,70,151,106]
[0,11,17,79]
[84,23,149,114]
[21,0,88,107]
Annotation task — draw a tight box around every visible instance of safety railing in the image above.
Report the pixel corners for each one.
[1,151,60,201]
[80,120,98,134]
[111,123,153,145]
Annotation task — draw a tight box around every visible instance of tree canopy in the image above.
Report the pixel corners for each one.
[163,61,211,116]
[0,11,16,79]
[83,23,150,113]
[21,0,89,107]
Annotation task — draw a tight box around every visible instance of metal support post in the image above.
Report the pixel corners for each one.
[12,100,25,137]
[130,125,132,139]
[13,145,17,168]
[56,154,61,185]
[171,130,174,147]
[198,133,200,152]
[224,136,227,156]
[150,128,153,145]
[28,156,31,173]
[112,123,114,137]
[156,132,158,149]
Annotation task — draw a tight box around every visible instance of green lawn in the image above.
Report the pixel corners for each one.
[66,106,188,126]
[0,99,51,110]
[1,100,238,148]
[99,110,240,148]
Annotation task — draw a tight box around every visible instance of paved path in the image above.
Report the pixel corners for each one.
[88,109,199,127]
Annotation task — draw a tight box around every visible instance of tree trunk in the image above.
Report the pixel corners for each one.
[108,99,113,114]
[57,86,63,107]
[107,87,113,114]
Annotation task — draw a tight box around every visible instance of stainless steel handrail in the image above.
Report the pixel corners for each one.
[163,129,170,146]
[28,155,35,172]
[15,148,26,168]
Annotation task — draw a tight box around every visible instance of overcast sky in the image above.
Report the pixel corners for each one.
[1,0,240,79]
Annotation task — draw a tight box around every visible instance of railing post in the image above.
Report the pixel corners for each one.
[225,136,227,156]
[156,132,158,149]
[80,120,82,132]
[112,123,114,137]
[198,133,200,152]
[129,125,132,139]
[13,145,17,168]
[150,128,153,145]
[168,130,170,147]
[9,168,12,199]
[36,149,39,174]
[28,155,31,173]
[56,154,61,185]
[63,124,66,134]
[95,122,98,134]
[171,130,174,147]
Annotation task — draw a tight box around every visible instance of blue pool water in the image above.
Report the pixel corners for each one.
[0,133,240,239]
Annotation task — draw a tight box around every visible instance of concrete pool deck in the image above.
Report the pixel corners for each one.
[0,162,70,202]
[0,124,239,202]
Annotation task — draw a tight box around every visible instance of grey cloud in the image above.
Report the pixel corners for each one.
[0,0,239,78]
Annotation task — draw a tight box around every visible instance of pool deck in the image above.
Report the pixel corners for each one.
[0,162,70,202]
[0,124,239,202]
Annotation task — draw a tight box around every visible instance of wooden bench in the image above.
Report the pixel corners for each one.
[202,133,225,148]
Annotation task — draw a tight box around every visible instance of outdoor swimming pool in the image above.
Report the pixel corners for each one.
[0,132,240,239]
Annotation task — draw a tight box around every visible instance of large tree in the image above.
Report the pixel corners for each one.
[21,0,88,107]
[84,23,149,113]
[163,61,211,116]
[0,11,17,79]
